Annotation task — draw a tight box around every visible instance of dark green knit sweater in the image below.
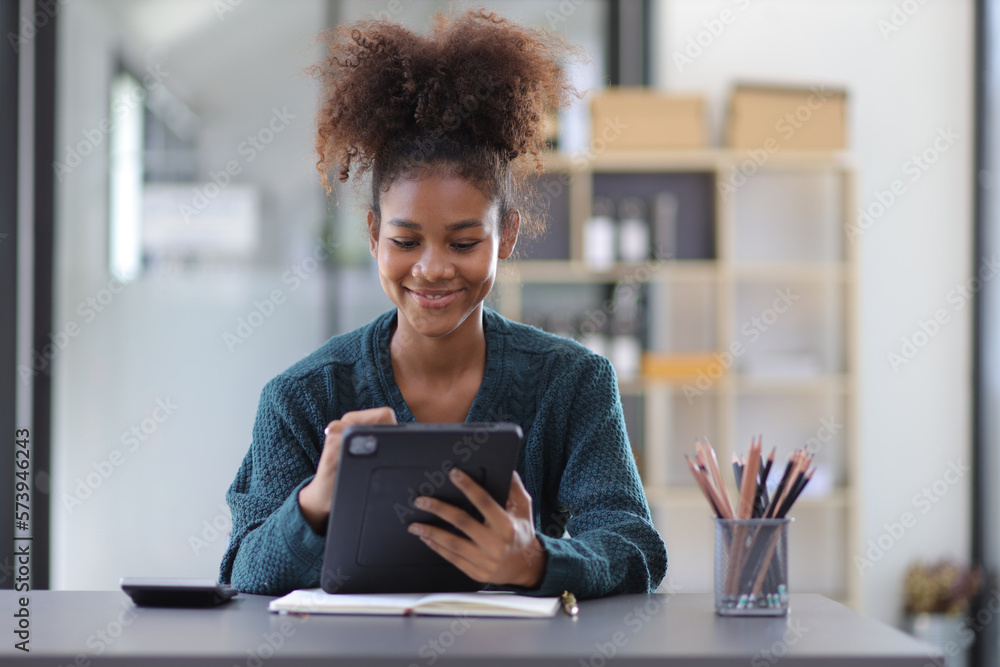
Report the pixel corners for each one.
[219,308,667,598]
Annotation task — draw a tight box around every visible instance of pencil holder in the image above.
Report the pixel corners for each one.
[714,518,792,616]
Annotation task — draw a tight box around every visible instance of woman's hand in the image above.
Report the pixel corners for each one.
[298,406,397,533]
[407,470,547,588]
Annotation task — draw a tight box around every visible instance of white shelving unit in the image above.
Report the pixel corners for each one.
[495,149,859,609]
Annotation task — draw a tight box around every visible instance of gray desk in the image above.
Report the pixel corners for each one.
[1,591,941,666]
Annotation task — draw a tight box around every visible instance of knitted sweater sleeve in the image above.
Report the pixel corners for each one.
[218,376,327,594]
[530,354,667,599]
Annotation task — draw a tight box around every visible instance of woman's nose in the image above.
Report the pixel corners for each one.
[412,247,456,282]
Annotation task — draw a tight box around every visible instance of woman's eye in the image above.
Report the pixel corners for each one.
[452,241,481,252]
[390,239,418,249]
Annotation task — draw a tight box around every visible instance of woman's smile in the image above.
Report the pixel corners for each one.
[406,286,464,310]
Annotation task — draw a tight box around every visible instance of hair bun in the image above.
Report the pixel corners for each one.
[313,9,579,188]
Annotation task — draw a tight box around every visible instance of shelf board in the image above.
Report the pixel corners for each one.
[504,260,716,283]
[718,150,853,171]
[504,261,850,284]
[731,261,849,281]
[539,149,852,173]
[731,373,848,393]
[612,374,847,394]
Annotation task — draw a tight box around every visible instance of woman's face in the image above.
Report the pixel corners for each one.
[368,173,518,340]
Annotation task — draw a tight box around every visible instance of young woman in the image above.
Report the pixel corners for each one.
[219,9,667,599]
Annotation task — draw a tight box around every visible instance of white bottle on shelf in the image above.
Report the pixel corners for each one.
[617,196,651,263]
[584,197,616,270]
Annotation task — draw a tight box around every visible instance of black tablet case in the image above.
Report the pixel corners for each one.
[321,423,523,594]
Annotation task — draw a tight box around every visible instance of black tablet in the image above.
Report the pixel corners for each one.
[321,422,523,594]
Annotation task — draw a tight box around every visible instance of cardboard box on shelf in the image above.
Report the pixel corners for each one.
[727,84,847,151]
[591,88,707,150]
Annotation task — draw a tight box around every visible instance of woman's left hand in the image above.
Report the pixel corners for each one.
[407,469,547,588]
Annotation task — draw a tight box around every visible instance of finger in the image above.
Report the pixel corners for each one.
[318,423,344,472]
[341,406,397,426]
[324,421,346,443]
[409,523,489,580]
[412,496,491,545]
[418,537,489,582]
[506,471,534,519]
[321,407,395,466]
[449,468,509,526]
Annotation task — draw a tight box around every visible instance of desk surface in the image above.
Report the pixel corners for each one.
[1,591,940,666]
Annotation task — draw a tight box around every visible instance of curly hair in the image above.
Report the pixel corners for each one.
[311,9,580,239]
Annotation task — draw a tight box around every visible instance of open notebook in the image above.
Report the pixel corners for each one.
[268,588,561,618]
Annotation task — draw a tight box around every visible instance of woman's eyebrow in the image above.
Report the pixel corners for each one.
[386,218,484,231]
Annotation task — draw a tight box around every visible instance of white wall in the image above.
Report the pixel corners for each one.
[657,0,974,625]
[52,0,329,589]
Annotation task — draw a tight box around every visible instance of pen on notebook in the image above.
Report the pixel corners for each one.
[561,590,579,617]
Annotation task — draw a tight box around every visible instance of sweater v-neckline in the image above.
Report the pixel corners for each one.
[371,309,506,424]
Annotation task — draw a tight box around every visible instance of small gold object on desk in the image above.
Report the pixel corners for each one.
[561,590,579,618]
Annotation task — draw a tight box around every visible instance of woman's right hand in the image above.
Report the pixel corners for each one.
[298,406,397,533]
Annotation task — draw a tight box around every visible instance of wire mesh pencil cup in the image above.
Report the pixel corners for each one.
[714,518,792,616]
